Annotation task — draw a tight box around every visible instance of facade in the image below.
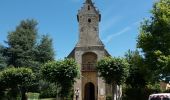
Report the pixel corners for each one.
[68,0,111,100]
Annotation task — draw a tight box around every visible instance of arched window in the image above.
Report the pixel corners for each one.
[82,52,97,71]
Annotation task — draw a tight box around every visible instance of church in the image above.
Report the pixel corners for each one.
[68,0,113,100]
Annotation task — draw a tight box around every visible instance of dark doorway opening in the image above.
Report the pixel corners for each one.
[84,82,95,100]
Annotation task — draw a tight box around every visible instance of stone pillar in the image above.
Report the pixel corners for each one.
[98,77,106,100]
[74,51,83,100]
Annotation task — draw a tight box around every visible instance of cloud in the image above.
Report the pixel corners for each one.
[103,27,131,44]
[102,21,142,44]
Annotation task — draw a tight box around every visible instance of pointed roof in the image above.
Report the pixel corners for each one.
[77,0,101,21]
[85,0,93,4]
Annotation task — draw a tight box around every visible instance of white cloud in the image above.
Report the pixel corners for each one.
[102,20,141,44]
[103,27,131,44]
[103,20,141,44]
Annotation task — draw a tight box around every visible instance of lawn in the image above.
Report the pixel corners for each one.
[40,98,56,100]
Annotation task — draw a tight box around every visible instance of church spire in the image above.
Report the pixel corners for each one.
[76,0,102,47]
[85,0,93,5]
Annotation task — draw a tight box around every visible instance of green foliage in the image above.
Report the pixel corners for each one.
[0,45,7,70]
[123,82,162,100]
[3,19,55,98]
[0,19,55,99]
[36,35,54,63]
[137,0,170,82]
[39,82,57,98]
[123,88,150,100]
[97,57,129,100]
[163,89,170,93]
[146,83,162,92]
[6,19,38,68]
[125,50,147,88]
[4,19,55,69]
[0,67,35,99]
[41,61,60,83]
[97,57,129,85]
[0,67,35,88]
[106,95,112,100]
[41,58,79,98]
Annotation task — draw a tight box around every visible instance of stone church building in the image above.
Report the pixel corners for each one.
[68,0,113,100]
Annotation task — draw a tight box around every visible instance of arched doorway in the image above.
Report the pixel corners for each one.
[84,82,95,100]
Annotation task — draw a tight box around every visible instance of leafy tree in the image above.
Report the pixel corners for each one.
[137,0,170,82]
[5,19,55,70]
[1,19,55,99]
[0,67,35,100]
[6,19,38,68]
[125,50,147,88]
[122,50,150,100]
[41,58,79,99]
[97,57,129,100]
[36,35,54,63]
[0,45,7,70]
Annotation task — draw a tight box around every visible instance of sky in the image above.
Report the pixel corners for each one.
[0,0,155,59]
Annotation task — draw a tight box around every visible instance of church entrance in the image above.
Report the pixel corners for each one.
[84,82,95,100]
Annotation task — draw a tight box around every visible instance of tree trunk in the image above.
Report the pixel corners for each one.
[113,85,122,100]
[56,83,59,100]
[9,87,20,100]
[112,82,117,100]
[21,87,26,100]
[118,85,122,100]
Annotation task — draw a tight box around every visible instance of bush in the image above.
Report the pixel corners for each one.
[0,67,35,99]
[163,89,170,93]
[122,87,161,100]
[39,83,57,98]
[106,95,112,100]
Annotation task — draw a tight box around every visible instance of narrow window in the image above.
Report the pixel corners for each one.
[88,18,91,23]
[88,5,90,10]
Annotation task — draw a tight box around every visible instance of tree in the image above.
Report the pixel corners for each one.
[0,67,35,100]
[97,57,129,100]
[2,19,55,98]
[36,35,54,63]
[123,50,150,100]
[5,19,55,71]
[41,58,79,99]
[125,50,147,88]
[0,45,7,70]
[6,19,38,68]
[137,0,170,82]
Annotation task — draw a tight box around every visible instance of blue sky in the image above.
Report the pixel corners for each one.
[0,0,155,59]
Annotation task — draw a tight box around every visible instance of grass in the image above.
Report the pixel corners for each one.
[26,92,56,100]
[40,98,56,100]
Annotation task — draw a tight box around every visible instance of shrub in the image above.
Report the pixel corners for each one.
[122,87,161,100]
[106,95,112,100]
[39,83,57,98]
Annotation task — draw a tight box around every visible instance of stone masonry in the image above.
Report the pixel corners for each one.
[68,0,111,100]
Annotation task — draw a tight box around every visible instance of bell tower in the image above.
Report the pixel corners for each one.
[76,0,103,47]
[68,0,110,100]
